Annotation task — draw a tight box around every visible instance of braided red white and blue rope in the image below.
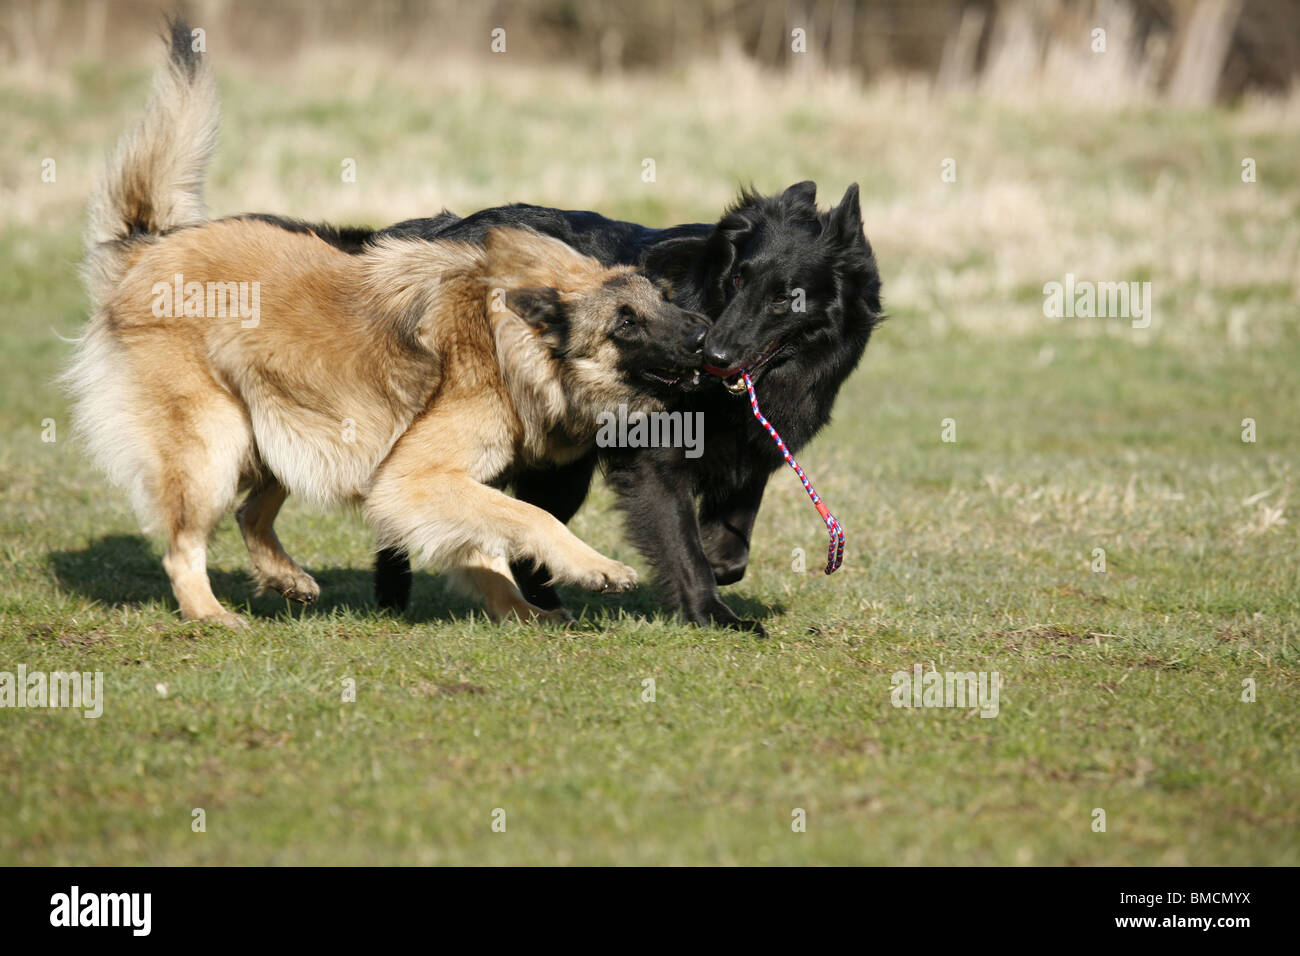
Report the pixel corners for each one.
[740,371,844,574]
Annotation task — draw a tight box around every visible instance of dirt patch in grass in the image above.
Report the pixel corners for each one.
[243,729,293,749]
[813,737,884,757]
[24,625,111,649]
[998,625,1097,650]
[407,681,488,698]
[1136,656,1190,671]
[1049,584,1111,605]
[1215,615,1271,645]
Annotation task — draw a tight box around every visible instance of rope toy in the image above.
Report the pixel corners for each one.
[739,370,844,574]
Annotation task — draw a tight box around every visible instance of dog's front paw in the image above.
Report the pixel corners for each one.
[682,597,766,636]
[600,563,638,593]
[576,559,638,594]
[537,607,575,626]
[712,610,765,636]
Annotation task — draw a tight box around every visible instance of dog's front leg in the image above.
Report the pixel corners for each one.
[698,475,769,587]
[367,468,638,602]
[447,549,574,625]
[507,453,598,611]
[607,450,765,634]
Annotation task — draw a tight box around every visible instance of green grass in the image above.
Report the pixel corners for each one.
[0,52,1297,864]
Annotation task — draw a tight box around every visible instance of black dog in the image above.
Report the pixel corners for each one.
[371,182,882,631]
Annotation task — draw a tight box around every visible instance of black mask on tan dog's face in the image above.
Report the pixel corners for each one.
[506,276,709,394]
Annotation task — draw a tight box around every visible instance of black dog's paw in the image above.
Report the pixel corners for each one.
[685,598,767,636]
[715,612,766,636]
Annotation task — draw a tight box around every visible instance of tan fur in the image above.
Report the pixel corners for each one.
[67,214,663,624]
[82,29,219,306]
[65,24,682,626]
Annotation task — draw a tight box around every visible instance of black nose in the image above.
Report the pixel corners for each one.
[703,343,735,370]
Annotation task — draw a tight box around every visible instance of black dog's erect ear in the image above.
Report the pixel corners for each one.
[782,180,818,209]
[697,228,741,310]
[642,236,705,289]
[825,183,865,246]
[505,287,564,328]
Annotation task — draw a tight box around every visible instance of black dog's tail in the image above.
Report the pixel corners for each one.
[83,15,219,306]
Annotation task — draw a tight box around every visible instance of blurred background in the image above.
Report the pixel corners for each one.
[4,0,1300,102]
[4,0,1297,336]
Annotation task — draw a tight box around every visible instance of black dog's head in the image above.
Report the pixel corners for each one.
[690,181,882,386]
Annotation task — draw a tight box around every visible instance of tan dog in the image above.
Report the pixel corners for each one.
[63,20,707,626]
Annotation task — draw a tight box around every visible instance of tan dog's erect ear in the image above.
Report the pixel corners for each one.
[505,287,563,328]
[505,287,569,352]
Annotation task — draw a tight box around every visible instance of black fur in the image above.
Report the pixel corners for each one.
[232,214,376,253]
[166,14,202,81]
[371,183,883,631]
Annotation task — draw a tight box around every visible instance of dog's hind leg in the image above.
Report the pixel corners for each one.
[162,525,243,627]
[137,349,253,627]
[237,478,320,605]
[155,434,250,627]
[447,550,573,625]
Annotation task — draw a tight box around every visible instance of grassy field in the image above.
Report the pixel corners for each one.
[1,50,1298,864]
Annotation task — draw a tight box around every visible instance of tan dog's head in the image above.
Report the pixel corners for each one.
[484,228,709,437]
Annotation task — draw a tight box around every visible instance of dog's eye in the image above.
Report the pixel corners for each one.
[617,306,638,329]
[730,272,742,290]
[771,293,789,306]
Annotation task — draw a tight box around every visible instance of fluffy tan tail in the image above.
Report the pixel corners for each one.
[82,15,219,305]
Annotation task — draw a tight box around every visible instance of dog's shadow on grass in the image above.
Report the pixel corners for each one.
[47,534,782,629]
[46,534,472,623]
[555,586,783,631]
